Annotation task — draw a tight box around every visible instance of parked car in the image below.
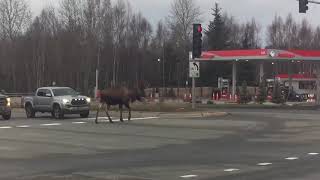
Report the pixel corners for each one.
[23,87,91,119]
[0,92,11,120]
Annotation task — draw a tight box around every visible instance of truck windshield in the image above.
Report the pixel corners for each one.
[52,88,78,96]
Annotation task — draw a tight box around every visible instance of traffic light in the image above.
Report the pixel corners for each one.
[193,24,202,59]
[299,0,309,13]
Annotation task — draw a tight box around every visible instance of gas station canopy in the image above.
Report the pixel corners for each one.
[198,49,320,62]
[192,49,320,100]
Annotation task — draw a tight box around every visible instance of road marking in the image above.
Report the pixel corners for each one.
[17,125,31,128]
[285,157,299,160]
[308,153,319,155]
[87,117,113,120]
[130,117,159,120]
[72,122,87,124]
[180,175,198,178]
[257,163,272,166]
[40,123,61,126]
[90,117,159,122]
[224,169,239,172]
[0,126,12,129]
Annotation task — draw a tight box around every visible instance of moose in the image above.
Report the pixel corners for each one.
[95,84,145,124]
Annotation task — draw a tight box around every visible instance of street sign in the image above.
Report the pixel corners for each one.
[189,62,200,78]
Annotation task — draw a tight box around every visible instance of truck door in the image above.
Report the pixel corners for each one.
[42,89,53,111]
[36,89,52,111]
[35,89,45,110]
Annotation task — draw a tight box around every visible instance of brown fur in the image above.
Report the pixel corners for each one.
[95,86,144,124]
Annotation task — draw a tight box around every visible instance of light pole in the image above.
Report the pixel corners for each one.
[95,46,100,99]
[157,59,161,96]
[157,58,166,97]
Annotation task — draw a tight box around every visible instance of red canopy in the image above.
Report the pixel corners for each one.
[199,49,320,61]
[276,74,316,80]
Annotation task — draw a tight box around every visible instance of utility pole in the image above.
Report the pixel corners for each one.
[95,45,100,99]
[162,43,165,96]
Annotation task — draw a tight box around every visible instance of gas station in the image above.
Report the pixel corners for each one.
[190,49,320,105]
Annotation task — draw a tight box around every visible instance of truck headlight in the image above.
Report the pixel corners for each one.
[86,98,91,103]
[62,99,70,104]
[6,98,10,107]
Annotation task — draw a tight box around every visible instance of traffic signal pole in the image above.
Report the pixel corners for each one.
[299,0,320,13]
[191,24,202,109]
[192,76,195,109]
[307,0,320,4]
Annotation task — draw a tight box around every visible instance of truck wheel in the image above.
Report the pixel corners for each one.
[2,113,11,120]
[25,104,35,118]
[53,105,64,119]
[80,111,90,118]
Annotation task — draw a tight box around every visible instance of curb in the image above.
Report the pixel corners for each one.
[157,111,229,119]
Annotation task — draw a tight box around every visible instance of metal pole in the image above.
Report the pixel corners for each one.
[232,61,237,100]
[259,62,264,83]
[162,57,165,96]
[296,0,320,4]
[95,69,99,98]
[192,77,195,109]
[288,61,293,98]
[158,59,161,96]
[95,46,100,99]
[308,0,320,4]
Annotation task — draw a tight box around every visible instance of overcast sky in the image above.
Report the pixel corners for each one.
[28,0,320,43]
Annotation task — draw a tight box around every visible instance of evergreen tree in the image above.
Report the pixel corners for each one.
[256,80,267,104]
[272,81,285,104]
[206,3,228,50]
[239,81,249,104]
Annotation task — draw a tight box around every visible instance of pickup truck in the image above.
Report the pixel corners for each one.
[23,87,91,119]
[0,93,11,120]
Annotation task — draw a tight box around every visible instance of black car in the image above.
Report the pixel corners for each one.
[0,93,11,120]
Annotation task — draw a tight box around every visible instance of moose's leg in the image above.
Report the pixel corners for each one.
[124,103,131,121]
[95,103,103,124]
[104,104,113,123]
[119,104,124,122]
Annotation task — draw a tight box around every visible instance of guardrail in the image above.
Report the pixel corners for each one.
[4,93,33,97]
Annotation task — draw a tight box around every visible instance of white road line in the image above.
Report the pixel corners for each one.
[87,117,113,120]
[89,116,159,122]
[16,125,31,128]
[180,175,198,178]
[130,117,159,120]
[0,126,12,129]
[257,163,272,166]
[72,122,87,124]
[224,169,239,172]
[40,123,61,126]
[285,157,299,160]
[308,153,319,155]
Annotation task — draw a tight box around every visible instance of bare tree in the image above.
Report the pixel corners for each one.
[282,14,299,49]
[167,0,201,91]
[223,15,241,49]
[111,0,130,86]
[0,0,31,91]
[0,0,31,40]
[241,18,261,49]
[267,15,285,49]
[312,27,320,49]
[59,0,84,31]
[298,19,313,50]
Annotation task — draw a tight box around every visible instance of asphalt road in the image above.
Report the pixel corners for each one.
[0,108,320,180]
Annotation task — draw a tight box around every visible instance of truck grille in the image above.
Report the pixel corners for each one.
[71,98,87,106]
[0,98,5,106]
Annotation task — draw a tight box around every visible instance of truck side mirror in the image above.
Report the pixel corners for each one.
[46,93,52,97]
